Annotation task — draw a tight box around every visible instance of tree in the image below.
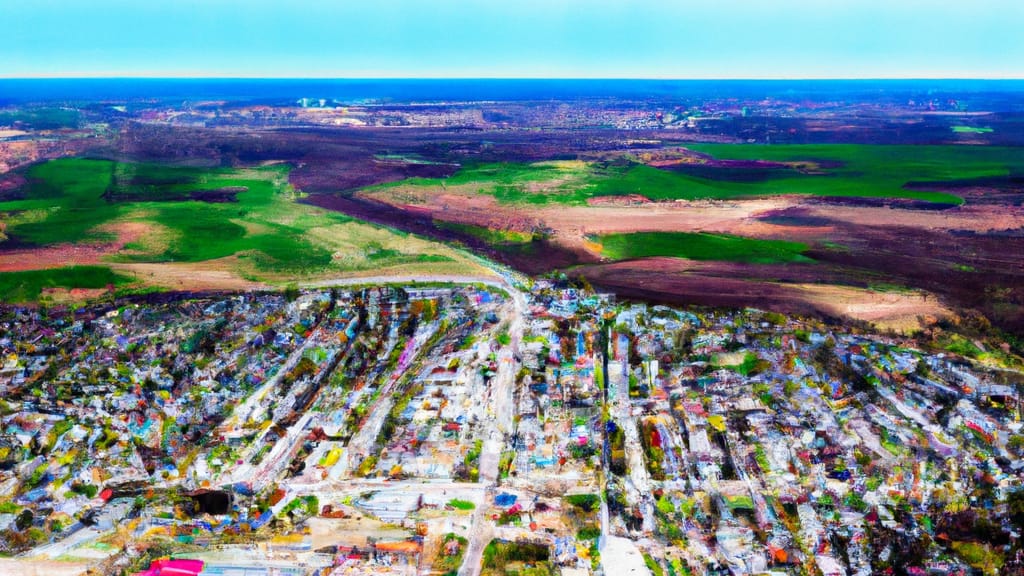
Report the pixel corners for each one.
[1009,435,1024,457]
[283,284,300,302]
[1008,489,1024,531]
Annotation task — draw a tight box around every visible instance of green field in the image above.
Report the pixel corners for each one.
[596,232,813,264]
[0,158,477,283]
[952,126,994,134]
[0,266,131,302]
[369,144,1024,205]
[375,160,596,205]
[0,108,81,130]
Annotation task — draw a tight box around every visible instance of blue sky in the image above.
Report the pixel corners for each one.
[3,0,1023,78]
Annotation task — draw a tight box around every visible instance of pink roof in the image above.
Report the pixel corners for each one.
[131,558,205,576]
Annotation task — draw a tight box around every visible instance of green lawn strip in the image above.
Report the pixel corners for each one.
[596,231,813,264]
[0,266,132,302]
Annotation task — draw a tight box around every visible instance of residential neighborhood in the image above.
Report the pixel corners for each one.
[1,277,1023,575]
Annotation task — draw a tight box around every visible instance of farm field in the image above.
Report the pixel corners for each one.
[0,265,131,302]
[594,231,813,264]
[0,158,489,298]
[364,144,1024,206]
[351,143,1024,334]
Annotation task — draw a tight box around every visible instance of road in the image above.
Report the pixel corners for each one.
[457,288,526,576]
[304,273,505,292]
[24,524,101,560]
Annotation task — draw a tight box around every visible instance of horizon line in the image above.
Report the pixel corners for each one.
[3,75,1024,82]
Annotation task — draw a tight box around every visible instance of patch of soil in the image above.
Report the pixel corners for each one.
[186,187,244,202]
[111,258,267,291]
[577,257,950,332]
[0,172,26,199]
[104,186,248,203]
[586,194,652,206]
[903,177,1024,206]
[805,195,959,211]
[756,208,838,227]
[0,221,150,272]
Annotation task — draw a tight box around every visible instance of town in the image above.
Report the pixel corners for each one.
[1,276,1023,576]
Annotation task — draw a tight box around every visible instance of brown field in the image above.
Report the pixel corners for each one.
[110,258,268,291]
[575,257,952,331]
[355,183,1024,333]
[0,221,150,272]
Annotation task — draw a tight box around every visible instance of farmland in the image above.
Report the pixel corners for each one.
[0,158,488,291]
[363,144,1024,206]
[0,265,130,302]
[595,232,813,264]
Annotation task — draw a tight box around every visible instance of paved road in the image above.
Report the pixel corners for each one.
[458,289,526,576]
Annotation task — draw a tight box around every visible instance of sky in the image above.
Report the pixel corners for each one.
[3,0,1023,79]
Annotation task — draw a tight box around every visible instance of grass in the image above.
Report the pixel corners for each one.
[0,108,81,130]
[447,498,475,511]
[2,158,121,244]
[0,158,480,290]
[434,220,536,245]
[564,493,600,512]
[435,533,469,576]
[680,144,1024,204]
[643,553,665,576]
[372,160,595,205]
[952,126,994,134]
[0,266,131,303]
[481,540,553,576]
[364,144,1024,205]
[595,231,812,264]
[951,540,1004,575]
[712,351,763,376]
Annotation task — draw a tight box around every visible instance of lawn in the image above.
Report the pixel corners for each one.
[481,540,554,576]
[434,533,469,576]
[595,231,813,264]
[0,266,131,302]
[0,158,478,283]
[367,144,1024,205]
